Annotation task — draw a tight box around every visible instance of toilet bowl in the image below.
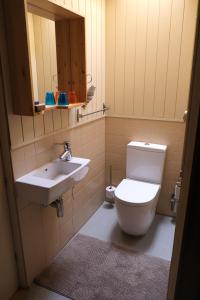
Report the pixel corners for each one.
[114,141,167,236]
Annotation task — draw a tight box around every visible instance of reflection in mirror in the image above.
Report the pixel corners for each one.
[27,13,58,103]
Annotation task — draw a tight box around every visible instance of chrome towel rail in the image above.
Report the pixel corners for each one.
[77,103,109,122]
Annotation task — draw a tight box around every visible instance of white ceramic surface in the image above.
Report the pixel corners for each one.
[115,141,167,236]
[126,141,167,184]
[16,157,90,206]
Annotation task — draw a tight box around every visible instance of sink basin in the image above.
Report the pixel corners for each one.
[16,157,90,206]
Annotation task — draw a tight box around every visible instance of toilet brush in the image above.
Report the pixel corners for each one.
[109,165,112,187]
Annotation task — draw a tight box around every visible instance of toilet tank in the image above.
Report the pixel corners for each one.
[126,141,167,184]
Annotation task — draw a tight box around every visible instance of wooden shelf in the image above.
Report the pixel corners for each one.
[36,102,85,112]
[56,102,85,109]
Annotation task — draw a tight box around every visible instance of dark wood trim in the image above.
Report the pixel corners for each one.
[0,0,28,287]
[167,1,200,299]
[174,16,200,298]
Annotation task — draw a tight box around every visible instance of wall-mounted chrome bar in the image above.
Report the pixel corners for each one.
[77,103,109,122]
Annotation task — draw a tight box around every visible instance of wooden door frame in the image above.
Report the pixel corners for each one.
[0,0,28,287]
[167,1,200,299]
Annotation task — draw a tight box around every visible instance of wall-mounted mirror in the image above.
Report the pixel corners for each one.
[27,9,86,106]
[27,13,58,102]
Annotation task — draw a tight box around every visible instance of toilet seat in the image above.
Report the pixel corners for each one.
[115,179,160,207]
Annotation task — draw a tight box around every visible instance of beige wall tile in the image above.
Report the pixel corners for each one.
[22,116,34,142]
[35,136,54,154]
[36,149,54,167]
[20,204,46,285]
[23,144,35,158]
[34,114,45,138]
[41,206,60,265]
[8,115,23,146]
[11,148,26,179]
[59,219,74,249]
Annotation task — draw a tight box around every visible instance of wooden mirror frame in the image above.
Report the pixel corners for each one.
[2,0,86,116]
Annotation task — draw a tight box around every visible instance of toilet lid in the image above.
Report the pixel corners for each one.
[115,179,160,206]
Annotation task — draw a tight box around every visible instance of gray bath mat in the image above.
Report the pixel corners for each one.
[35,234,170,300]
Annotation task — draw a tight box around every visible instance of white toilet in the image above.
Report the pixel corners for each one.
[114,141,167,236]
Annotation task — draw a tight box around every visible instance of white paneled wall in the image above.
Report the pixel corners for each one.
[28,13,58,102]
[106,0,198,122]
[9,0,105,148]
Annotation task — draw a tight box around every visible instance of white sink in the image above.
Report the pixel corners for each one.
[16,157,90,206]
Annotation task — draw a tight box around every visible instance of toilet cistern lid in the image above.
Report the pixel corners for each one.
[114,179,160,206]
[128,141,167,153]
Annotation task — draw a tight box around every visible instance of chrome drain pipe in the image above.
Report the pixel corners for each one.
[50,197,64,218]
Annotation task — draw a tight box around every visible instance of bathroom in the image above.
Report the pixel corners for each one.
[0,0,199,299]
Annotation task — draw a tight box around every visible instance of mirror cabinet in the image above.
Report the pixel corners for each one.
[3,0,86,116]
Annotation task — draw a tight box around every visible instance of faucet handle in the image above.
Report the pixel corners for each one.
[64,141,71,149]
[64,141,72,156]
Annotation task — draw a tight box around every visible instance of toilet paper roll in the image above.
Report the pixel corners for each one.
[106,186,116,200]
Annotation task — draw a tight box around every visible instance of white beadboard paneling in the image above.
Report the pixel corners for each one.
[91,0,97,118]
[106,0,197,122]
[153,0,172,118]
[96,0,102,116]
[79,0,86,15]
[48,20,58,92]
[124,0,137,116]
[114,0,126,115]
[32,15,45,103]
[85,0,92,122]
[41,18,52,95]
[164,0,185,119]
[105,0,116,115]
[175,0,198,119]
[27,13,38,100]
[101,0,105,105]
[56,0,65,7]
[143,0,159,117]
[72,0,79,11]
[29,15,58,102]
[133,0,148,116]
[64,0,72,10]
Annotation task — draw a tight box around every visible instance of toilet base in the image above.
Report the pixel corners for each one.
[115,199,158,236]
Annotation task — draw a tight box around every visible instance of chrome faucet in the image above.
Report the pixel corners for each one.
[60,141,72,161]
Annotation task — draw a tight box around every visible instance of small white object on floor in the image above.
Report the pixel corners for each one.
[106,185,115,202]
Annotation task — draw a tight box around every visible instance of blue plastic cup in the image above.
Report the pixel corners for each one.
[58,92,69,106]
[45,92,55,105]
